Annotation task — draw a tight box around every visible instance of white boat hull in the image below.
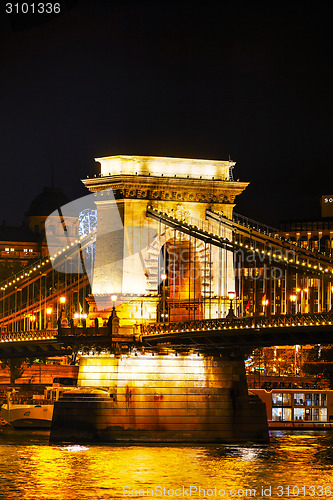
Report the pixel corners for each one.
[1,404,53,429]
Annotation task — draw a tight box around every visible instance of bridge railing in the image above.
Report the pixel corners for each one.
[232,211,280,236]
[0,329,57,343]
[141,312,333,335]
[58,326,111,337]
[1,313,332,344]
[0,322,130,344]
[239,312,333,329]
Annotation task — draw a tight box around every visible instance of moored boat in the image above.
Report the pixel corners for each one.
[250,388,333,429]
[1,386,75,429]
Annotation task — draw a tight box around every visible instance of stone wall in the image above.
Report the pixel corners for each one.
[0,364,78,385]
[50,353,268,443]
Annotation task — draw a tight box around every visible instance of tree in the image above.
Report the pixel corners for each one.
[302,345,333,389]
[0,357,34,385]
[253,347,299,376]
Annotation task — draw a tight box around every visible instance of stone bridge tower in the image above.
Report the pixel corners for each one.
[82,155,248,333]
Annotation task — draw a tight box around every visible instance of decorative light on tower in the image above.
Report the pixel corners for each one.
[79,208,97,271]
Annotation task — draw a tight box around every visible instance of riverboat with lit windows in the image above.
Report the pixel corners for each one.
[250,389,333,428]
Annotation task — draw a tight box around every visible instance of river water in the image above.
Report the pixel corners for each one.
[0,429,332,500]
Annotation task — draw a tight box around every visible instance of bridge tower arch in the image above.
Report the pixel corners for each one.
[82,156,249,332]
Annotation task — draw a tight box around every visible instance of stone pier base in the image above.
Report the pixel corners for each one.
[50,352,269,443]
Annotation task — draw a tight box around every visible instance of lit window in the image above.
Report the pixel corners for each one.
[312,409,320,421]
[294,393,305,406]
[272,407,292,421]
[23,248,28,252]
[5,248,9,252]
[294,408,305,420]
[320,408,327,421]
[305,393,320,406]
[29,249,33,253]
[10,248,14,252]
[272,393,292,421]
[272,393,291,406]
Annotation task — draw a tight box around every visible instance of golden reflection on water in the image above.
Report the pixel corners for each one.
[0,430,333,500]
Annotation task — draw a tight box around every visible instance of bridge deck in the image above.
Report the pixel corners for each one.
[140,312,333,350]
[1,313,332,357]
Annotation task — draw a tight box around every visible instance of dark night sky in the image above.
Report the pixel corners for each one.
[1,1,333,227]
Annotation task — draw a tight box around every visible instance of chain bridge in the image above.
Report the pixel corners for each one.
[0,155,333,359]
[2,155,333,443]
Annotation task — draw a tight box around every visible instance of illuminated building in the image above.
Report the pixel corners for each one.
[280,219,333,255]
[278,197,333,313]
[278,194,333,254]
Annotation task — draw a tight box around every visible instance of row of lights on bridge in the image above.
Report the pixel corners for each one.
[23,293,118,330]
[26,294,119,326]
[49,230,96,262]
[25,296,89,326]
[0,259,51,291]
[0,227,97,293]
[227,287,317,314]
[151,318,333,335]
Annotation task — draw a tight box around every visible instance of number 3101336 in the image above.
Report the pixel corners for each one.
[6,3,61,14]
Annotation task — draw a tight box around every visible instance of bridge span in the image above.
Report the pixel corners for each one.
[141,312,333,350]
[1,312,332,358]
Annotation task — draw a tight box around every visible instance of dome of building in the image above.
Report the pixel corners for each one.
[25,187,70,217]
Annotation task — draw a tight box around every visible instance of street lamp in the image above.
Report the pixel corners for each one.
[226,291,236,319]
[59,296,66,315]
[261,297,269,316]
[58,296,67,327]
[111,294,117,310]
[294,345,299,375]
[289,294,297,314]
[278,357,282,377]
[46,307,53,329]
[73,311,87,327]
[30,314,36,330]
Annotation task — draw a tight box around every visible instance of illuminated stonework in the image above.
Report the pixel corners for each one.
[50,352,268,443]
[96,155,233,181]
[82,155,249,329]
[84,155,246,213]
